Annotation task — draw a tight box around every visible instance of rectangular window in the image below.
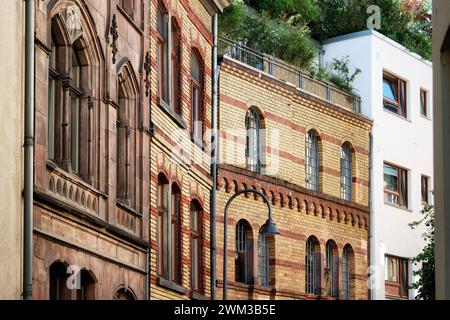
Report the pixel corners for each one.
[421,175,429,204]
[157,6,169,103]
[385,255,409,299]
[420,89,428,117]
[171,191,181,284]
[190,204,202,293]
[384,163,408,208]
[383,73,407,118]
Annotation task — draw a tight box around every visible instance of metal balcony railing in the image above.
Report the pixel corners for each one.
[219,37,362,114]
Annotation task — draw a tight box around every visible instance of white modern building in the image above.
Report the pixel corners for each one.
[322,29,433,300]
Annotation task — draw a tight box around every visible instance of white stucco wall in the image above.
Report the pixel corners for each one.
[323,30,433,300]
[0,0,24,299]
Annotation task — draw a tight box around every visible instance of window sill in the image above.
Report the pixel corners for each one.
[116,200,142,217]
[191,134,207,152]
[157,98,187,129]
[420,114,432,121]
[191,291,209,300]
[156,276,187,295]
[383,108,411,123]
[46,160,107,198]
[384,202,412,212]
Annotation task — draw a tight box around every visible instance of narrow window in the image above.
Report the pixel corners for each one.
[171,184,182,284]
[342,245,354,300]
[384,163,408,208]
[383,73,407,118]
[421,175,429,204]
[258,231,270,287]
[190,201,203,293]
[341,143,353,201]
[70,48,82,174]
[191,51,203,144]
[246,108,262,173]
[306,131,320,191]
[76,270,96,300]
[305,236,321,295]
[236,220,252,284]
[420,89,428,117]
[48,37,57,161]
[157,4,169,103]
[325,241,339,297]
[171,21,181,113]
[156,178,182,284]
[157,175,169,278]
[49,262,70,300]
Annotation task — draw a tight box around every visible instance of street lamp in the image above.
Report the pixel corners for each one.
[223,189,280,300]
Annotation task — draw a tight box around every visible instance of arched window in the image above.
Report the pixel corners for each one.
[49,262,70,300]
[156,3,181,115]
[76,269,96,300]
[246,108,262,173]
[305,131,320,191]
[117,66,138,208]
[325,240,339,297]
[191,50,203,144]
[305,236,321,295]
[48,14,98,184]
[113,288,136,300]
[190,200,203,293]
[257,229,270,287]
[342,245,355,300]
[235,220,252,284]
[156,174,182,284]
[341,143,353,201]
[50,263,95,300]
[157,174,169,278]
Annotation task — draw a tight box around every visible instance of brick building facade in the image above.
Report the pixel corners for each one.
[31,0,226,300]
[33,0,153,299]
[215,54,372,300]
[148,0,226,300]
[29,0,371,301]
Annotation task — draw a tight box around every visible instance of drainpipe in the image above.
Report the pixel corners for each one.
[210,13,219,301]
[23,0,35,301]
[369,132,375,300]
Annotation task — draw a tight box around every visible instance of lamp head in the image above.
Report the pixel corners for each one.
[260,218,280,236]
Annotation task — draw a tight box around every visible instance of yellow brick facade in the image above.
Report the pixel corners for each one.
[149,0,220,300]
[215,57,372,300]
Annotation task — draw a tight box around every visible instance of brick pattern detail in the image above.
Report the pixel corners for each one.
[215,57,372,300]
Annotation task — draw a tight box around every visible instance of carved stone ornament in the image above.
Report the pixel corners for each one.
[110,14,119,64]
[60,4,83,44]
[144,51,151,97]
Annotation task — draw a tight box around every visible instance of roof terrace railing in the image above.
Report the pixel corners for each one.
[218,37,362,114]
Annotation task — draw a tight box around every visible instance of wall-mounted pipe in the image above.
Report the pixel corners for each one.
[210,13,219,301]
[23,0,35,301]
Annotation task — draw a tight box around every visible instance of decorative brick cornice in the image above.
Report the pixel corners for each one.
[218,164,370,230]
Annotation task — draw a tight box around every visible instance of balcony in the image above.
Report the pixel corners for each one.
[219,37,362,114]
